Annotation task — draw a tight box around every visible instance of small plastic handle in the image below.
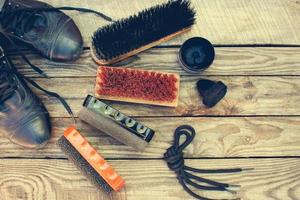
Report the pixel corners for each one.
[64,127,125,191]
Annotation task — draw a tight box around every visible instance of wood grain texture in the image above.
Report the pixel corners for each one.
[0,117,299,158]
[12,47,300,77]
[27,76,300,117]
[38,0,300,45]
[3,1,300,200]
[0,158,300,200]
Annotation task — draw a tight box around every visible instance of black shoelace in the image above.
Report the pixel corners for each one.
[164,125,251,200]
[0,68,17,104]
[0,44,75,120]
[0,31,76,122]
[0,5,113,121]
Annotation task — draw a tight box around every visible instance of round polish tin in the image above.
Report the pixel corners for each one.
[179,37,215,73]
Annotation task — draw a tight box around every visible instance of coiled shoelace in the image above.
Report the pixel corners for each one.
[164,125,250,200]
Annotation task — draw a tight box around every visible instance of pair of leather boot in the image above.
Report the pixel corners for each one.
[0,0,85,148]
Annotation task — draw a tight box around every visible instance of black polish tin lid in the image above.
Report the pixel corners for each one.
[179,37,215,73]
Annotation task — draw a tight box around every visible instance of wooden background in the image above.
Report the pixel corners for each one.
[1,0,300,199]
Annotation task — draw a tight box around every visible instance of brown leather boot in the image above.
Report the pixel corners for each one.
[0,46,51,148]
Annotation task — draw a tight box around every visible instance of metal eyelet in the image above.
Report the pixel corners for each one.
[114,112,125,121]
[136,124,147,134]
[0,47,5,58]
[104,105,114,115]
[125,118,136,127]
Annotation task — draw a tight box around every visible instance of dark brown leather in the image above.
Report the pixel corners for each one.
[0,0,83,61]
[0,46,51,148]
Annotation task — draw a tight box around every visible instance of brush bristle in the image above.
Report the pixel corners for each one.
[57,136,113,193]
[92,0,196,61]
[95,66,180,107]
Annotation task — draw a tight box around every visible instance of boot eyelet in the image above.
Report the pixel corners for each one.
[0,47,4,58]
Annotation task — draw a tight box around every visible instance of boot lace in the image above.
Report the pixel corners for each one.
[0,5,113,121]
[0,3,45,37]
[164,125,253,200]
[0,50,17,104]
[0,44,74,121]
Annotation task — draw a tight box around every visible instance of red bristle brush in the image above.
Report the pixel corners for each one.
[95,66,180,107]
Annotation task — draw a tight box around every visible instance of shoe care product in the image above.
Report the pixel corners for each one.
[78,95,155,152]
[95,66,180,107]
[57,126,125,193]
[179,37,215,73]
[91,0,196,65]
[0,46,51,148]
[164,125,249,200]
[196,79,227,108]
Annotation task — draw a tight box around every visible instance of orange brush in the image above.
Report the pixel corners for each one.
[57,127,125,193]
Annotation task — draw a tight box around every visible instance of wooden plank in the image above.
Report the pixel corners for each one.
[28,76,300,117]
[39,0,300,45]
[13,47,300,77]
[0,117,299,158]
[0,158,299,200]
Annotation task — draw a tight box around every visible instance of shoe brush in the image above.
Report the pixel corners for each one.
[57,127,125,193]
[91,0,196,65]
[78,95,155,152]
[95,66,180,107]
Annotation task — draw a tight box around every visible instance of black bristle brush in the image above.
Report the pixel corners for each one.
[91,0,196,65]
